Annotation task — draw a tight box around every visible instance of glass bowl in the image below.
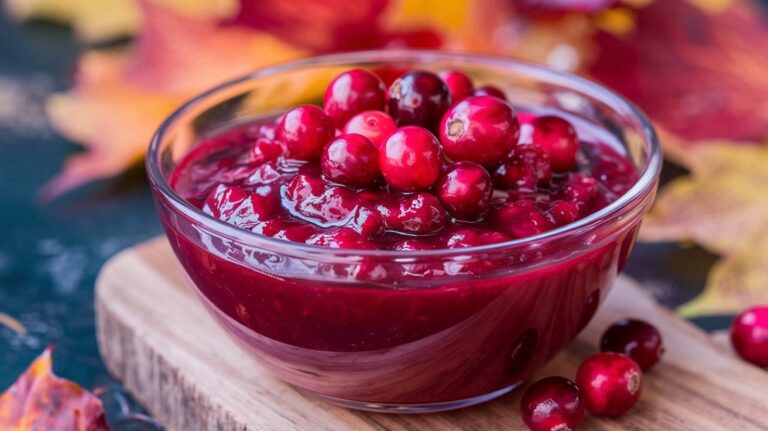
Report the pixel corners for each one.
[146,50,661,413]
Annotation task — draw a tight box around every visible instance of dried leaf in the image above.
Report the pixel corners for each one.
[591,0,768,146]
[0,313,26,334]
[41,2,303,199]
[0,347,109,431]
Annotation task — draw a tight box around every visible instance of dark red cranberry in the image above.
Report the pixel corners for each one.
[392,238,434,251]
[444,228,509,248]
[379,193,447,235]
[323,69,387,128]
[473,85,507,101]
[436,162,493,220]
[203,185,248,219]
[561,173,598,204]
[305,227,375,249]
[577,352,643,417]
[601,319,664,371]
[531,115,580,172]
[342,110,397,148]
[491,200,554,239]
[204,185,275,230]
[276,105,335,160]
[379,126,442,191]
[546,200,580,227]
[731,306,768,367]
[253,220,318,242]
[321,133,379,188]
[439,95,520,165]
[520,376,585,431]
[438,70,474,102]
[387,70,451,130]
[246,138,283,165]
[494,145,552,190]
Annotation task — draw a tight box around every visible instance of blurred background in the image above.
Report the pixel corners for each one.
[1,0,767,427]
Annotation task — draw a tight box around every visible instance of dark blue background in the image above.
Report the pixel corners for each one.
[0,7,732,421]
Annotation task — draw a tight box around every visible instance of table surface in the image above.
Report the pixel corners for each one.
[0,7,734,422]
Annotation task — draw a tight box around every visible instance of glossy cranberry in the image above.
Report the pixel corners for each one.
[306,227,375,249]
[577,352,643,417]
[379,126,442,191]
[438,70,474,102]
[601,319,664,371]
[392,238,435,251]
[204,185,275,230]
[276,105,335,160]
[532,115,580,172]
[323,69,387,128]
[546,200,580,227]
[730,306,768,367]
[320,133,379,188]
[246,138,283,165]
[473,85,507,101]
[387,70,451,130]
[561,173,598,204]
[444,228,509,248]
[379,193,447,235]
[494,145,552,190]
[491,200,553,239]
[436,162,493,220]
[520,376,585,431]
[439,95,520,165]
[342,110,397,148]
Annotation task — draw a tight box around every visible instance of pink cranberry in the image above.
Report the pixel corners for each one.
[438,70,474,102]
[473,85,507,101]
[276,105,335,160]
[494,145,552,190]
[379,126,442,191]
[439,95,520,165]
[387,70,451,130]
[577,352,643,417]
[379,193,447,235]
[545,200,580,227]
[436,162,493,220]
[342,110,397,148]
[491,200,554,239]
[531,115,580,172]
[731,306,768,367]
[520,376,585,431]
[321,133,380,188]
[601,319,664,371]
[323,69,387,128]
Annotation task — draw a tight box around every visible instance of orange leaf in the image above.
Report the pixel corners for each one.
[42,1,303,199]
[0,347,109,431]
[591,0,768,144]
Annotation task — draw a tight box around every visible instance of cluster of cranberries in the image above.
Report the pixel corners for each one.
[174,67,635,251]
[520,318,663,430]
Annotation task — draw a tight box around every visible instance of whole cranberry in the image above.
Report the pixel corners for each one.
[323,69,387,128]
[560,173,598,204]
[248,138,283,165]
[520,376,585,431]
[305,227,375,249]
[342,110,397,148]
[379,126,442,191]
[436,162,494,220]
[321,133,380,188]
[577,352,643,417]
[204,185,275,230]
[439,95,520,165]
[438,70,475,102]
[731,306,768,367]
[276,105,335,160]
[379,192,447,235]
[388,70,451,130]
[491,200,553,239]
[545,200,580,227]
[601,319,664,371]
[531,115,580,172]
[473,85,507,101]
[494,144,552,190]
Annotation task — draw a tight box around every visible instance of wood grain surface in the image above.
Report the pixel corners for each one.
[95,238,768,431]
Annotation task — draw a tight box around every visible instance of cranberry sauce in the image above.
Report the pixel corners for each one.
[159,68,641,405]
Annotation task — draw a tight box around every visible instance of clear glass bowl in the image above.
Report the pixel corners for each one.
[146,51,661,413]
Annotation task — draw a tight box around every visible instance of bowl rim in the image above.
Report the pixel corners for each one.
[147,50,662,259]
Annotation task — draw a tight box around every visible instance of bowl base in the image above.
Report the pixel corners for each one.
[297,382,523,413]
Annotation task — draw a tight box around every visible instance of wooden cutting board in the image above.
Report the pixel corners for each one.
[95,238,768,431]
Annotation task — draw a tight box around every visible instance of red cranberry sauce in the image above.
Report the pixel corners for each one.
[162,69,640,405]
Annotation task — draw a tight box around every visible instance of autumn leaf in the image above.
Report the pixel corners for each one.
[590,0,768,148]
[41,1,304,199]
[4,0,237,42]
[0,347,109,431]
[640,143,768,316]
